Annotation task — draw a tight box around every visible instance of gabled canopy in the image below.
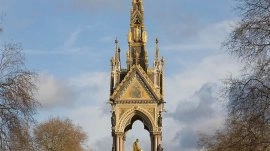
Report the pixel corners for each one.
[110,65,161,102]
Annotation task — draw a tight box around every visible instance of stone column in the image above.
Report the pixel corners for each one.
[151,132,162,151]
[154,135,158,151]
[150,133,156,151]
[120,134,124,151]
[115,132,124,151]
[116,135,120,151]
[120,135,123,151]
[122,134,126,151]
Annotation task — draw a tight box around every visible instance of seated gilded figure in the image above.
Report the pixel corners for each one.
[133,139,143,151]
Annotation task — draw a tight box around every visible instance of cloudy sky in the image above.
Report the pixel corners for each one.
[0,0,241,150]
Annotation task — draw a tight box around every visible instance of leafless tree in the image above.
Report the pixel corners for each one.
[0,43,38,150]
[226,0,270,66]
[199,0,270,150]
[34,117,88,151]
[200,75,270,150]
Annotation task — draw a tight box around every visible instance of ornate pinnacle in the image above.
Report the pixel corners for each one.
[115,38,119,55]
[114,38,120,65]
[155,38,159,60]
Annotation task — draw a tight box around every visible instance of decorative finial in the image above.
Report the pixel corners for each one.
[114,38,120,63]
[155,38,159,60]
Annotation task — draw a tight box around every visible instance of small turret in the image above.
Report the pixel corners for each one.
[110,38,121,91]
[114,38,121,68]
[155,38,159,61]
[153,38,164,93]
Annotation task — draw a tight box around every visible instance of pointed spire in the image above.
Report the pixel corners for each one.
[130,0,144,28]
[115,37,118,60]
[114,38,121,68]
[127,0,148,70]
[155,38,159,60]
[115,38,118,50]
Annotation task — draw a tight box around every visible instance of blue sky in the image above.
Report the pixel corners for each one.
[0,0,241,150]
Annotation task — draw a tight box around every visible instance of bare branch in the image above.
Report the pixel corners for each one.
[0,42,38,151]
[200,0,270,150]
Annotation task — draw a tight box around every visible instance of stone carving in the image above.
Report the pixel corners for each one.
[134,26,140,42]
[119,108,128,119]
[131,84,142,98]
[158,111,162,127]
[147,108,155,115]
[111,111,116,127]
[157,144,163,151]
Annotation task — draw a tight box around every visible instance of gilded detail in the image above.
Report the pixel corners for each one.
[109,0,165,150]
[131,83,142,98]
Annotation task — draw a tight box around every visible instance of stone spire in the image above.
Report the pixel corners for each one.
[110,38,121,91]
[127,0,148,71]
[155,38,159,60]
[114,38,121,66]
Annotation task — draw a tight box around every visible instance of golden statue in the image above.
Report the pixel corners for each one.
[128,30,132,43]
[133,26,140,42]
[133,139,143,151]
[142,31,147,43]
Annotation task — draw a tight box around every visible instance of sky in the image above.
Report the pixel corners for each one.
[0,0,241,150]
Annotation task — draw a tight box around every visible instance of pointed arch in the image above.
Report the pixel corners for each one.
[118,107,155,133]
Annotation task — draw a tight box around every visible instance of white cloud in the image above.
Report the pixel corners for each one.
[36,72,76,108]
[166,83,226,151]
[92,136,112,151]
[35,71,109,107]
[36,71,111,149]
[63,26,83,48]
[36,71,110,108]
[166,53,240,111]
[69,72,110,106]
[63,25,93,49]
[69,105,111,148]
[161,20,236,52]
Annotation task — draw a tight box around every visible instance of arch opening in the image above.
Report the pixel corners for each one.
[124,114,150,133]
[124,120,150,151]
[120,109,154,133]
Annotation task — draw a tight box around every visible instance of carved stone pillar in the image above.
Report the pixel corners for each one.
[150,132,162,151]
[116,135,119,151]
[115,132,125,151]
[150,133,157,151]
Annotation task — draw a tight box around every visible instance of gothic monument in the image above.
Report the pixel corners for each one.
[109,0,165,151]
